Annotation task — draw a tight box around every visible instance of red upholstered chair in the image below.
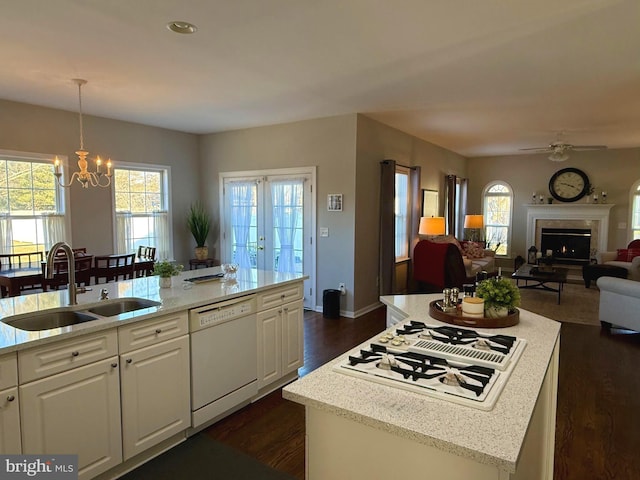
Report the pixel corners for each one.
[413,240,478,292]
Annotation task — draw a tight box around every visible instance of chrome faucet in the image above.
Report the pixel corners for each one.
[46,241,77,306]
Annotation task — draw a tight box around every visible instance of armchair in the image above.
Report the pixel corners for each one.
[598,276,640,331]
[413,240,477,292]
[596,239,640,281]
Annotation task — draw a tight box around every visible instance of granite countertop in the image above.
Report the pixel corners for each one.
[0,267,306,354]
[283,293,561,473]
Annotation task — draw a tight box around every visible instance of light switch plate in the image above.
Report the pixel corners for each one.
[320,227,329,237]
[618,222,627,229]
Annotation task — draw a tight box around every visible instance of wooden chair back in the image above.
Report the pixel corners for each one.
[137,246,157,261]
[41,255,94,290]
[94,254,136,283]
[0,251,44,270]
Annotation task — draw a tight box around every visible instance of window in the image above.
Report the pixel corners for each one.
[394,166,410,260]
[483,182,513,256]
[631,180,640,240]
[113,166,171,260]
[0,151,67,254]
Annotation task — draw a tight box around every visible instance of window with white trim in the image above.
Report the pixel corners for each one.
[482,182,513,256]
[0,151,67,254]
[113,166,171,259]
[394,166,410,261]
[631,180,640,240]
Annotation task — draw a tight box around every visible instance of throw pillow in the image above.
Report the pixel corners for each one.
[462,241,485,259]
[626,248,640,261]
[615,249,628,261]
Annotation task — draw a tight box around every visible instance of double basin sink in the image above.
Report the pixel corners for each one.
[1,298,161,331]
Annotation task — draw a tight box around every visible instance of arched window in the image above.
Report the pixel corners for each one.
[482,181,513,257]
[631,180,640,240]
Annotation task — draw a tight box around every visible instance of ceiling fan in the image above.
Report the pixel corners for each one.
[520,134,607,162]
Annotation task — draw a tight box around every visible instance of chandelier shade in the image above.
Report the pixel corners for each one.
[54,79,113,188]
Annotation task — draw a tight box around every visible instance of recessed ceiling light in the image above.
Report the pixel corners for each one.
[167,21,197,34]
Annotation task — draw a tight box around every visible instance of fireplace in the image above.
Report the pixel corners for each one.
[541,227,591,264]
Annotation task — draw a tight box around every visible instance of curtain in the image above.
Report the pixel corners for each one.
[445,174,456,235]
[115,212,133,255]
[0,215,13,254]
[270,179,303,273]
[41,214,66,251]
[379,160,396,295]
[152,211,169,261]
[227,181,254,268]
[409,166,422,260]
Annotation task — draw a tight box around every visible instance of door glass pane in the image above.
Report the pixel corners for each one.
[271,180,304,274]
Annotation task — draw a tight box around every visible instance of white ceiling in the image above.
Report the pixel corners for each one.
[1,0,639,157]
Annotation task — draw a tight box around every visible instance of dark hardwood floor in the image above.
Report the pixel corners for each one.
[204,308,640,480]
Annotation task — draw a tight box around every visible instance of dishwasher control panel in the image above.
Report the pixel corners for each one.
[189,295,257,331]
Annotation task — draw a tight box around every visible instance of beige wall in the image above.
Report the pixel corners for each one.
[354,115,467,312]
[198,114,358,311]
[0,99,200,264]
[467,148,640,267]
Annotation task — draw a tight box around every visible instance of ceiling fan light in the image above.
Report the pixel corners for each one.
[548,151,569,162]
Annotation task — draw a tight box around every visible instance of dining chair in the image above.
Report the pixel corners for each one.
[41,255,94,291]
[94,254,136,284]
[136,246,157,277]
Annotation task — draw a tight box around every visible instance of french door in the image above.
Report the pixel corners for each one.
[220,168,315,309]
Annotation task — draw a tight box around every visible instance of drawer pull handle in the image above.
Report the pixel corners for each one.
[71,351,79,357]
[281,294,285,299]
[155,328,162,334]
[284,307,289,312]
[126,358,132,364]
[7,395,15,402]
[111,363,118,368]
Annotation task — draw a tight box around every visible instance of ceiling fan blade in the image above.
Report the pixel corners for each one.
[571,145,608,150]
[519,147,551,151]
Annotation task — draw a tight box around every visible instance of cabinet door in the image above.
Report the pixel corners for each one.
[281,299,304,375]
[20,357,122,480]
[257,307,282,388]
[0,387,21,454]
[120,335,190,460]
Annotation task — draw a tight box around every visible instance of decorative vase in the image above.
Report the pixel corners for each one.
[485,306,509,318]
[194,246,208,260]
[159,276,172,288]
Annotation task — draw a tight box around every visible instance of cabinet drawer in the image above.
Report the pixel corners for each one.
[257,283,303,311]
[19,330,118,383]
[118,312,188,354]
[0,353,18,390]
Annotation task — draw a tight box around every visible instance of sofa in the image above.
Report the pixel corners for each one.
[413,238,496,292]
[598,276,640,331]
[596,239,640,282]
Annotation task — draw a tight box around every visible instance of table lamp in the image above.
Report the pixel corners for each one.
[419,216,446,238]
[464,214,484,242]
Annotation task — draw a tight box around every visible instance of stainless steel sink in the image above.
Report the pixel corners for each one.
[87,298,161,317]
[3,309,98,331]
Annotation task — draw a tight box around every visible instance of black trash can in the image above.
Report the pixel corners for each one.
[323,289,341,319]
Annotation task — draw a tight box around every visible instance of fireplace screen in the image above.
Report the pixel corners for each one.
[540,228,591,264]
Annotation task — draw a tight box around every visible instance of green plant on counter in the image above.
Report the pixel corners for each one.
[476,277,521,311]
[153,260,184,278]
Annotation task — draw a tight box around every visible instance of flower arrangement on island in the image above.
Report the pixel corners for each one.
[475,277,521,317]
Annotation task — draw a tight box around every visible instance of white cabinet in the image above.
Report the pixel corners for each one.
[20,356,122,480]
[120,334,190,460]
[0,352,20,454]
[257,284,304,391]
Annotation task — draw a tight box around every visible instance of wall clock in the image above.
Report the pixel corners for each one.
[548,167,590,202]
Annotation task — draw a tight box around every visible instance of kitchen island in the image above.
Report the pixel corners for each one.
[0,267,306,480]
[283,293,560,480]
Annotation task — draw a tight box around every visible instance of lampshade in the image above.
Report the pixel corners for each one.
[464,215,484,229]
[419,217,445,236]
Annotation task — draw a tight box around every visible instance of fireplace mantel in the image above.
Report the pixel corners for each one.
[525,203,614,253]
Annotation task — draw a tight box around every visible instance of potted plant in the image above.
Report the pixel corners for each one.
[187,202,211,260]
[153,260,183,288]
[475,277,521,318]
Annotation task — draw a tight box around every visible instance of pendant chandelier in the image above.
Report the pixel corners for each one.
[54,79,112,188]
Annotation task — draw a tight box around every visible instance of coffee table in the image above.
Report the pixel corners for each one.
[511,264,568,304]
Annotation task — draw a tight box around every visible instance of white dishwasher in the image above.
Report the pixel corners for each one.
[189,295,257,430]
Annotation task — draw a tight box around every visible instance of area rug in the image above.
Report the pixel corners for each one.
[516,281,600,326]
[120,434,296,480]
